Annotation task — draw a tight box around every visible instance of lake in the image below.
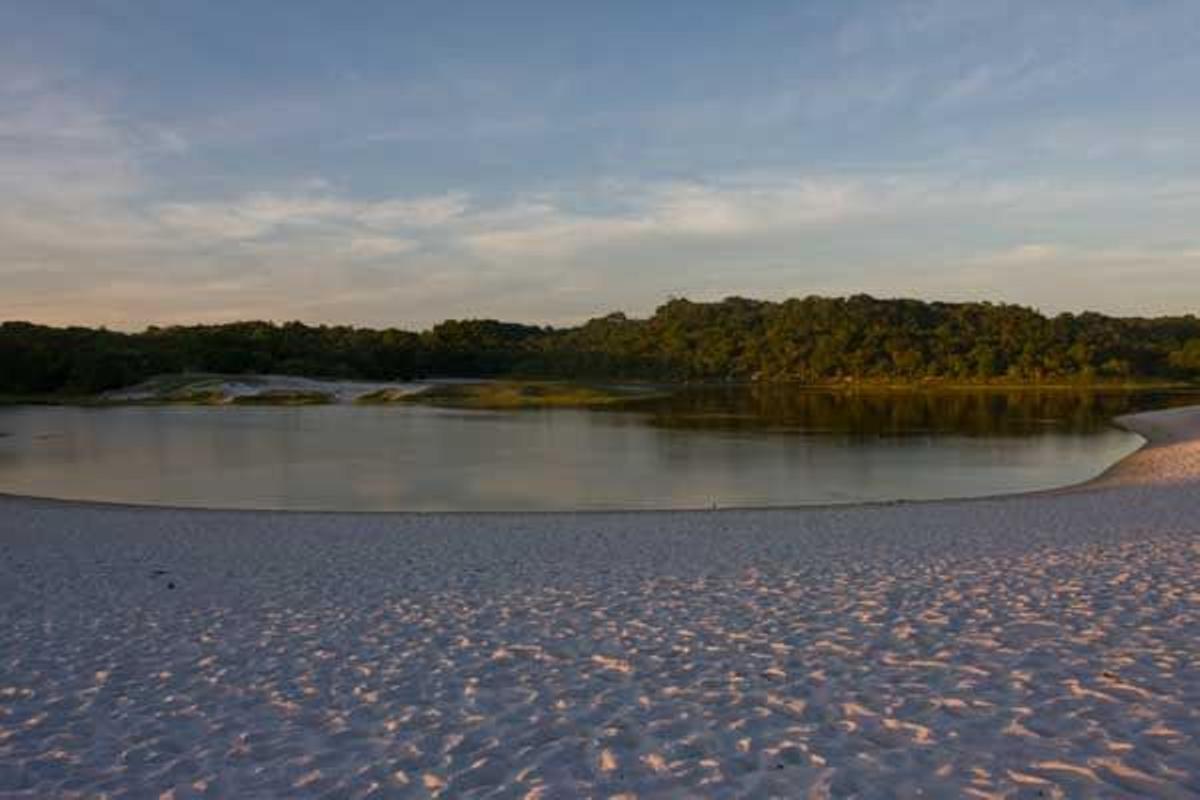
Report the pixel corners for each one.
[0,388,1193,512]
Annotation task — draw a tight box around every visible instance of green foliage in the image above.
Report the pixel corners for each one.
[2,295,1199,395]
[398,381,663,409]
[229,390,332,406]
[1168,339,1200,375]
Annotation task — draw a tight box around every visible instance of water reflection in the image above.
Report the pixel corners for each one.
[0,388,1191,511]
[625,386,1199,437]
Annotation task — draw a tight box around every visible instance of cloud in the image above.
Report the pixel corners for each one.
[347,235,418,257]
[0,75,143,205]
[968,242,1200,280]
[156,190,469,243]
[8,143,1200,329]
[156,202,274,241]
[461,179,871,262]
[157,193,362,241]
[866,242,1200,317]
[0,72,465,326]
[355,192,469,229]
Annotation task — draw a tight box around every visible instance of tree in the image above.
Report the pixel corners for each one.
[3,296,1199,395]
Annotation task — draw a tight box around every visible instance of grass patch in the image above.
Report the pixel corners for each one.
[356,388,417,404]
[398,381,666,409]
[230,390,332,406]
[161,389,228,405]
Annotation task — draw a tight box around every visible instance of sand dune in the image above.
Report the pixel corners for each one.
[1,406,1198,797]
[104,374,433,404]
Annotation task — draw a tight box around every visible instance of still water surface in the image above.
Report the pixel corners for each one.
[0,389,1190,511]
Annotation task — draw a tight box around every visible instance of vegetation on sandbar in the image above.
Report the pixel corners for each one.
[229,391,332,406]
[104,375,334,406]
[354,388,420,404]
[375,381,665,409]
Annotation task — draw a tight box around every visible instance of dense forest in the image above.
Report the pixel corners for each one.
[3,295,1200,395]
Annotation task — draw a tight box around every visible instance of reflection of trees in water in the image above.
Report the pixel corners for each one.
[632,388,1200,437]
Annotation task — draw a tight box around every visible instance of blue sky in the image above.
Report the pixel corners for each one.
[2,1,1199,328]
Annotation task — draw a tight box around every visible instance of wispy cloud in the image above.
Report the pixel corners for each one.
[156,190,468,242]
[346,235,419,257]
[356,193,469,229]
[460,179,871,262]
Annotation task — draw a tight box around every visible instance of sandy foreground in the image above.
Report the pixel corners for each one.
[1,408,1198,798]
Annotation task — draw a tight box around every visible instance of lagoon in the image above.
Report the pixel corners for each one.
[0,388,1190,511]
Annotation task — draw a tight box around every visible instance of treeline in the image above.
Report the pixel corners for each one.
[3,295,1200,394]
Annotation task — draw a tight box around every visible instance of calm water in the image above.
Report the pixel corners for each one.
[0,389,1192,511]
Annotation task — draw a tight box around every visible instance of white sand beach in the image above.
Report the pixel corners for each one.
[1,405,1198,798]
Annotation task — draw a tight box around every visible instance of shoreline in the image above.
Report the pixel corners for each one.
[1082,403,1200,488]
[1,405,1198,796]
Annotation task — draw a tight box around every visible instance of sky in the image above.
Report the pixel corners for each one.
[2,0,1199,330]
